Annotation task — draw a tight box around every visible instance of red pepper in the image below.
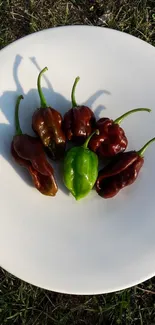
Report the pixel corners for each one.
[96,138,155,198]
[11,95,58,196]
[63,77,96,143]
[32,67,66,160]
[89,108,151,158]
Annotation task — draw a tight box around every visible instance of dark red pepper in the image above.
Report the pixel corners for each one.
[96,138,155,198]
[32,67,66,160]
[89,108,151,158]
[63,76,96,144]
[11,95,58,196]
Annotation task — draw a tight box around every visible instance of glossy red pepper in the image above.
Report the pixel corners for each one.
[89,108,151,158]
[96,137,155,198]
[11,95,58,196]
[32,67,66,160]
[63,77,96,144]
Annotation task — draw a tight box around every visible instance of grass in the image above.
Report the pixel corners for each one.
[0,0,155,324]
[1,270,155,325]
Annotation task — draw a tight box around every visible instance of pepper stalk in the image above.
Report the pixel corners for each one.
[83,129,100,149]
[114,108,151,124]
[71,76,80,107]
[37,67,48,108]
[15,95,23,136]
[137,138,155,157]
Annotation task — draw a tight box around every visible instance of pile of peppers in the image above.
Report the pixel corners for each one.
[11,67,155,200]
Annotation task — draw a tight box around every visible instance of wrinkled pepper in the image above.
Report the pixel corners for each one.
[89,108,151,158]
[96,137,155,198]
[63,76,96,143]
[11,95,58,196]
[63,131,99,200]
[32,67,66,160]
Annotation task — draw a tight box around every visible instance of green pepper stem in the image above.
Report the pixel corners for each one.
[137,137,155,157]
[114,108,151,124]
[15,95,23,135]
[37,67,48,108]
[83,130,99,149]
[71,76,80,107]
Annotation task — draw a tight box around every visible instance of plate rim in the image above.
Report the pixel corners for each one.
[0,25,154,57]
[0,25,155,295]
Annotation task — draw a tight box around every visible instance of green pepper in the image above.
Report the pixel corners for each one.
[63,131,99,200]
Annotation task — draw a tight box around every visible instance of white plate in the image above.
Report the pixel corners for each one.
[0,26,155,295]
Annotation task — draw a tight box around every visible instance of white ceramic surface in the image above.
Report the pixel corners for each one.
[0,26,155,294]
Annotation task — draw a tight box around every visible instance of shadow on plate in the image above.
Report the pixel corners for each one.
[0,54,110,196]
